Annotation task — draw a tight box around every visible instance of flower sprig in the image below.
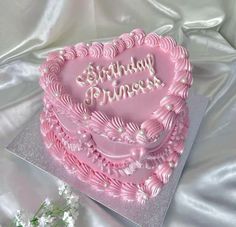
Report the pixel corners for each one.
[12,182,80,227]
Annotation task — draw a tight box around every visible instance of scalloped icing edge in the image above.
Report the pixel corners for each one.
[41,104,188,177]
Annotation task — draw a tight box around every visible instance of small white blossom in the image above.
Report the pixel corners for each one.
[39,216,47,227]
[62,211,70,221]
[15,210,28,227]
[38,215,54,227]
[44,197,51,206]
[63,211,75,227]
[58,182,67,196]
[66,216,75,227]
[70,207,79,219]
[67,193,79,207]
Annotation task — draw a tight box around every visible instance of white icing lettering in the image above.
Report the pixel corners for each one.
[76,54,156,87]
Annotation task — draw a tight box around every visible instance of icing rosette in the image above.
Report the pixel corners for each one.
[169,82,189,99]
[64,46,76,60]
[58,94,73,109]
[46,82,64,99]
[43,72,58,86]
[124,122,140,143]
[90,111,109,134]
[175,57,192,72]
[89,42,103,58]
[47,51,60,61]
[76,163,91,182]
[155,162,173,184]
[105,116,125,141]
[136,185,149,204]
[160,95,186,114]
[132,28,146,46]
[113,38,126,53]
[40,60,61,74]
[75,43,89,57]
[175,70,193,86]
[120,33,135,48]
[166,151,179,167]
[90,172,110,191]
[51,139,65,160]
[40,120,52,136]
[173,139,184,154]
[144,32,161,47]
[106,178,122,197]
[159,36,177,52]
[103,43,118,59]
[153,107,177,130]
[45,130,58,149]
[45,52,65,69]
[141,118,163,140]
[120,183,138,201]
[63,152,78,173]
[171,45,188,61]
[73,103,91,121]
[145,175,163,197]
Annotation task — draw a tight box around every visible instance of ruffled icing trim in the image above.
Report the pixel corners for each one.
[41,113,185,204]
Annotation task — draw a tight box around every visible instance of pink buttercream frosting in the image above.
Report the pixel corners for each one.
[39,28,192,203]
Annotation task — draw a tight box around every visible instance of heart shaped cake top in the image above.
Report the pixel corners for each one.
[39,29,192,146]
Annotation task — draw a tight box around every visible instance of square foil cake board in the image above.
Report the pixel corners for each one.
[7,93,208,227]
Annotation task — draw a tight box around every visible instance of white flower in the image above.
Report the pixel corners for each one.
[58,182,67,196]
[39,216,47,227]
[38,215,54,227]
[70,207,79,219]
[67,216,75,227]
[63,211,75,227]
[44,197,51,206]
[67,193,79,207]
[15,210,22,221]
[62,211,70,221]
[66,216,75,227]
[15,210,28,227]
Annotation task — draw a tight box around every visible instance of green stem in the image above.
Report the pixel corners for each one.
[32,201,45,219]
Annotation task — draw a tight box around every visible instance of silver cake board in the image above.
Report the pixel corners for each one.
[7,92,208,227]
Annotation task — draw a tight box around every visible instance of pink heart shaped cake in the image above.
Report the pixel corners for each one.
[39,29,192,204]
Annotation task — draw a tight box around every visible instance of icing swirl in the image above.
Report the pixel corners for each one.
[145,175,163,197]
[75,43,89,57]
[160,95,186,114]
[159,36,177,52]
[144,33,161,47]
[105,116,125,141]
[64,46,76,60]
[89,42,103,58]
[41,60,61,74]
[103,43,118,59]
[120,33,135,48]
[141,119,163,140]
[113,38,126,53]
[132,28,146,46]
[171,45,188,61]
[155,162,173,183]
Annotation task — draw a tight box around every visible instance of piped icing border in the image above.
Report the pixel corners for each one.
[39,29,192,145]
[41,103,188,177]
[40,107,188,204]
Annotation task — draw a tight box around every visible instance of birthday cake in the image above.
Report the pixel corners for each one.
[39,29,192,204]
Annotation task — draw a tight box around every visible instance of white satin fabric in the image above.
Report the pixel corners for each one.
[0,1,236,226]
